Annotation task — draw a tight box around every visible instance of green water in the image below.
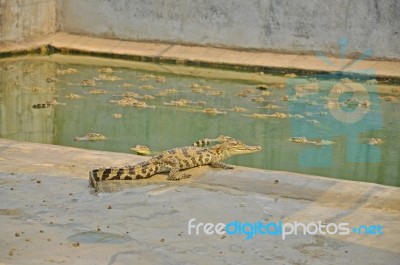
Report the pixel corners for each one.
[1,55,399,186]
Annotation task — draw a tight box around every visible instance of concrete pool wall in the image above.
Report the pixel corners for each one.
[1,0,399,60]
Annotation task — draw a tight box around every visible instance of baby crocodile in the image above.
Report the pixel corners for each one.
[89,138,261,188]
[74,133,106,141]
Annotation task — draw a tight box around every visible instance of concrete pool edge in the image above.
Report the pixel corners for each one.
[1,138,399,212]
[1,32,400,80]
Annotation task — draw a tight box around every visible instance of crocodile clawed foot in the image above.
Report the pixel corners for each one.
[167,173,191,181]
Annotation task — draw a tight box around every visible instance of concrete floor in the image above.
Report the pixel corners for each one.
[0,138,399,265]
[1,34,400,264]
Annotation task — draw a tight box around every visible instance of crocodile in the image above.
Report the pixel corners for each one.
[74,133,106,141]
[192,135,235,147]
[89,138,261,189]
[32,99,66,109]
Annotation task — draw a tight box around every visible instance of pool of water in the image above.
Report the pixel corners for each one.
[1,54,399,186]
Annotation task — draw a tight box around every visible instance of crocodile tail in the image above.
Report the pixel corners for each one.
[89,162,153,187]
[90,166,133,182]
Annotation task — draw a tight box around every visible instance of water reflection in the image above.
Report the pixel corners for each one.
[0,55,399,186]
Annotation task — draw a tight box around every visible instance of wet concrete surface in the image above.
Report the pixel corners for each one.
[0,138,399,264]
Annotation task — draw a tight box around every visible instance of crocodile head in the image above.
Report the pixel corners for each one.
[214,139,262,159]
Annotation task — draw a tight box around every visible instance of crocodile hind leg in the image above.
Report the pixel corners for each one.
[162,158,191,181]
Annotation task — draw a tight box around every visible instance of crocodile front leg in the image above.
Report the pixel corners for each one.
[210,161,234,170]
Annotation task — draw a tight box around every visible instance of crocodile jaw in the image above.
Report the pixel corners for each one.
[218,142,262,160]
[227,145,262,156]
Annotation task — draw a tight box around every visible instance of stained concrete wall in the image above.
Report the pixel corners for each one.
[57,0,400,60]
[1,0,399,59]
[0,0,56,42]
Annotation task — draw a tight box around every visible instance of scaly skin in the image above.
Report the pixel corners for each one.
[89,138,261,189]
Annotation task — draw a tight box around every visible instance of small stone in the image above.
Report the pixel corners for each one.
[274,180,279,184]
[160,238,165,242]
[72,242,80,247]
[15,232,20,237]
[107,205,112,209]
